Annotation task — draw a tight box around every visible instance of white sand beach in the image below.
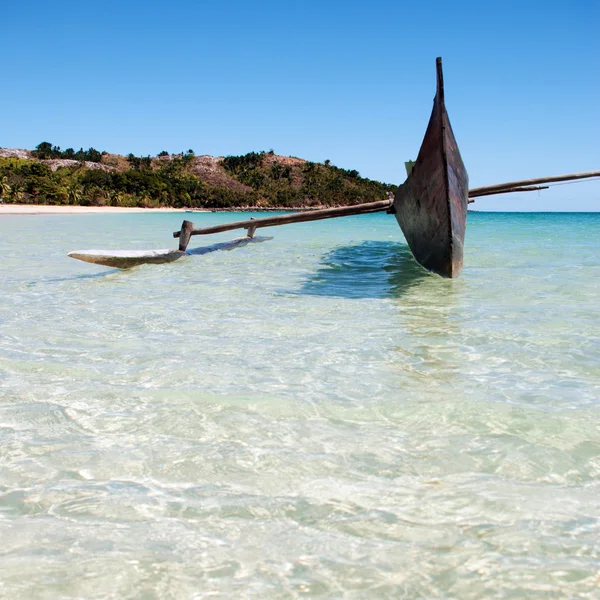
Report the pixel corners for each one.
[0,204,190,215]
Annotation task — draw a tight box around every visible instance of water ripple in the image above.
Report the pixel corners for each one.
[0,212,599,597]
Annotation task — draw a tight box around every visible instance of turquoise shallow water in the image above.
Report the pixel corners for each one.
[1,211,599,598]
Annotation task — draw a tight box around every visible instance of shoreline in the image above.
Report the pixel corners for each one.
[0,204,190,215]
[0,204,327,215]
[2,204,595,217]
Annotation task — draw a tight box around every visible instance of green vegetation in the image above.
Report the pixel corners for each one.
[220,151,396,208]
[31,141,104,162]
[0,146,397,209]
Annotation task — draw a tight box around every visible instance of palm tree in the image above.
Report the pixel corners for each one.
[9,183,24,202]
[68,184,83,205]
[107,190,122,206]
[0,176,11,201]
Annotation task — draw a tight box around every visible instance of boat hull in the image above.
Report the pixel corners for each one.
[393,58,469,278]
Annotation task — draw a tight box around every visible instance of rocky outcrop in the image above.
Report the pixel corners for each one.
[0,148,31,160]
[0,148,114,172]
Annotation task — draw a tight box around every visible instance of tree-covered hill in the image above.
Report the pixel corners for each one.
[0,144,397,209]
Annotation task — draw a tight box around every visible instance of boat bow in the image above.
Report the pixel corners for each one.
[393,57,469,278]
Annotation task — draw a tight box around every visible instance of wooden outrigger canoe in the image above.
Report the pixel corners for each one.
[172,57,469,278]
[68,57,599,273]
[391,57,469,278]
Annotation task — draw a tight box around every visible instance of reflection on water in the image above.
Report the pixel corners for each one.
[187,235,272,255]
[297,240,465,385]
[27,269,124,286]
[299,241,434,299]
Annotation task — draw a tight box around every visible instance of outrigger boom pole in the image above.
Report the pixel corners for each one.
[174,199,392,251]
[468,170,600,198]
[174,170,600,251]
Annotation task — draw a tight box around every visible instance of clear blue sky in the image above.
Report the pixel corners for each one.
[2,0,598,210]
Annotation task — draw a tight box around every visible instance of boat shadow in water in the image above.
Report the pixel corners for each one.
[187,236,272,256]
[298,241,434,299]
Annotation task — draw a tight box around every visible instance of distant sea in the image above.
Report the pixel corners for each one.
[1,211,599,598]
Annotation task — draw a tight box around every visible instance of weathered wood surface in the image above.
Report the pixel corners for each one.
[68,237,273,268]
[469,170,600,198]
[392,57,469,278]
[178,220,195,251]
[68,249,186,268]
[471,185,549,198]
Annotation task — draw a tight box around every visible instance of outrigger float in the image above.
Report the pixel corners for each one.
[69,58,600,276]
